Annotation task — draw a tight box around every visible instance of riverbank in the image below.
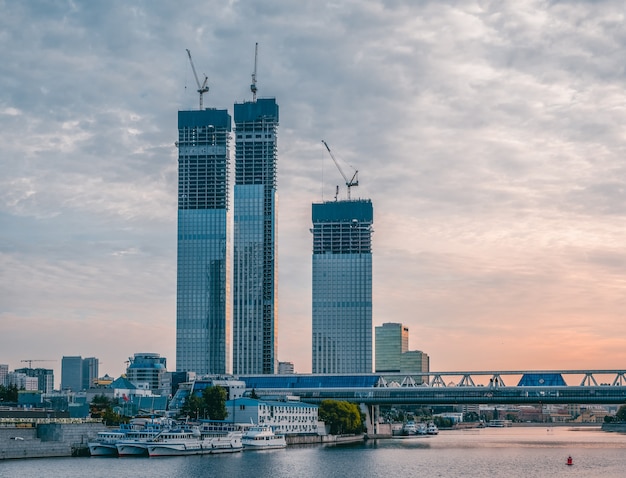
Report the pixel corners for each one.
[0,422,106,460]
[286,433,365,445]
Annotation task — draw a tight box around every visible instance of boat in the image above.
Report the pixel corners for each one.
[146,428,243,457]
[88,430,128,456]
[426,423,439,435]
[488,419,512,428]
[242,425,287,450]
[115,426,164,457]
[115,421,170,456]
[402,421,418,435]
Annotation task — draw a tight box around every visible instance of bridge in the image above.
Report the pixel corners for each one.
[240,370,626,406]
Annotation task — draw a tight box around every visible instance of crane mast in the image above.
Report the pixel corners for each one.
[186,48,209,110]
[250,42,258,101]
[321,140,359,200]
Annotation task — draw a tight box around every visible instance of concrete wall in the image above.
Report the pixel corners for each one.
[0,422,107,460]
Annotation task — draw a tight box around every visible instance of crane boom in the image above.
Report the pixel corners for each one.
[21,359,54,368]
[186,49,209,110]
[250,42,258,101]
[321,140,359,199]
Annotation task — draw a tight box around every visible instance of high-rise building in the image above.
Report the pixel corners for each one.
[311,199,374,374]
[82,357,99,390]
[277,361,295,374]
[0,364,8,386]
[176,108,232,375]
[61,356,83,391]
[126,353,167,393]
[375,323,409,373]
[232,98,279,375]
[14,367,54,393]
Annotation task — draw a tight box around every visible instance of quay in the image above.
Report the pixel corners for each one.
[0,420,106,460]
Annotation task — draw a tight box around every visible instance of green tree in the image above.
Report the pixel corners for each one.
[319,399,363,435]
[203,385,227,420]
[180,394,205,420]
[0,384,19,403]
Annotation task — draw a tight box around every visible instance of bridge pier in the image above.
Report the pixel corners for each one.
[360,404,391,438]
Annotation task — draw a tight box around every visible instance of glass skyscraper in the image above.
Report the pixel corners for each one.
[232,98,279,375]
[375,322,409,373]
[176,108,231,375]
[311,199,373,374]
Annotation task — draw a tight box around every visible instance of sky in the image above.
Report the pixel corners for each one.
[2,0,626,387]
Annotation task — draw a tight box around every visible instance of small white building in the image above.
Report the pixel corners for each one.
[226,397,320,435]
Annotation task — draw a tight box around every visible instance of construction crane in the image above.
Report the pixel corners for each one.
[321,140,359,200]
[21,359,54,368]
[250,42,259,101]
[186,48,209,110]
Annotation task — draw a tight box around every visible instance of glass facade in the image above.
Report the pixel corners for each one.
[375,323,409,373]
[176,109,231,375]
[311,199,373,374]
[232,99,279,375]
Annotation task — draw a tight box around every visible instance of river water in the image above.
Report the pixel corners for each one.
[2,426,625,477]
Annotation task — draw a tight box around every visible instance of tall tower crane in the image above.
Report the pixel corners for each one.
[186,48,209,110]
[250,42,259,101]
[321,140,359,200]
[21,359,54,368]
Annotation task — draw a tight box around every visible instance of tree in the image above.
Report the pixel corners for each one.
[318,399,363,435]
[0,384,19,403]
[203,385,227,420]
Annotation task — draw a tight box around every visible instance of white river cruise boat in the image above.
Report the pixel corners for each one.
[88,430,128,456]
[242,425,287,450]
[146,428,243,457]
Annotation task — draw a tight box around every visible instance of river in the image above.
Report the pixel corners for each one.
[1,426,625,477]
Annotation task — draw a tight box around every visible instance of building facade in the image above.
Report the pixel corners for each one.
[176,108,232,375]
[232,98,279,375]
[226,397,319,435]
[311,199,374,374]
[82,357,99,391]
[375,323,409,373]
[125,353,167,394]
[14,368,54,394]
[61,356,83,392]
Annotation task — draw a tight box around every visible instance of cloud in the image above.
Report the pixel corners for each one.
[2,0,626,383]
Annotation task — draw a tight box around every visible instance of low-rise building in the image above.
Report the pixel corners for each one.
[225,397,320,435]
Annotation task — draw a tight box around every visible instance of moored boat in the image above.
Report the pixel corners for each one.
[88,430,127,456]
[427,423,439,435]
[242,425,286,450]
[145,426,243,457]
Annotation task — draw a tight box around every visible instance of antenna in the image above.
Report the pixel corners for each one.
[250,42,258,101]
[321,140,359,200]
[186,49,209,110]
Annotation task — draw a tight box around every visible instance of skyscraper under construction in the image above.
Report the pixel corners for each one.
[311,199,374,374]
[232,98,279,375]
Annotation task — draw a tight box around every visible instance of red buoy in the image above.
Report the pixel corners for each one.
[566,456,573,466]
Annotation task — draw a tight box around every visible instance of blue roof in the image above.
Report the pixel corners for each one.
[234,98,279,122]
[312,200,373,223]
[241,375,381,389]
[178,108,231,130]
[109,377,137,389]
[517,373,567,386]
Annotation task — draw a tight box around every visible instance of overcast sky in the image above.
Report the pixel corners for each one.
[2,0,626,386]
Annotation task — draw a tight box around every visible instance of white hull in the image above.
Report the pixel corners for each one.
[147,442,206,456]
[242,426,286,450]
[88,443,118,456]
[116,442,149,456]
